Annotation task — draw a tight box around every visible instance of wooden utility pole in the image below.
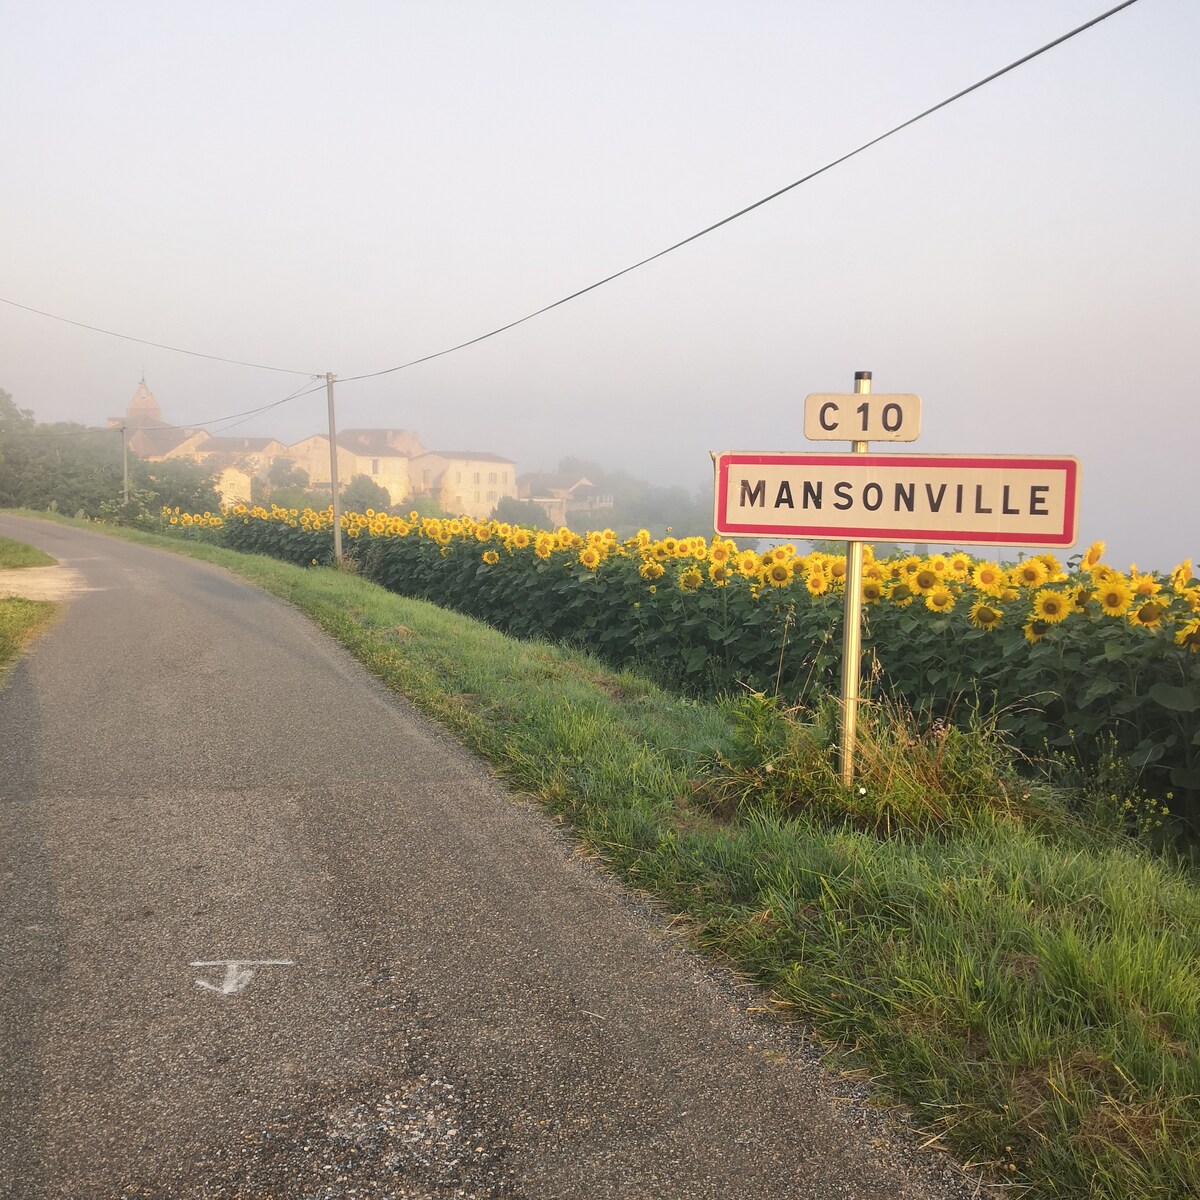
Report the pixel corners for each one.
[326,373,342,562]
[121,423,129,505]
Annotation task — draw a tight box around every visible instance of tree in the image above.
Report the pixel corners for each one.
[268,458,309,490]
[133,458,221,514]
[0,387,221,521]
[490,496,550,527]
[341,473,392,515]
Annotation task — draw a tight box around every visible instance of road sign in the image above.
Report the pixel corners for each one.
[803,393,921,442]
[713,452,1080,547]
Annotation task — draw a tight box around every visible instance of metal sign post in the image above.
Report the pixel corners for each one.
[838,372,871,786]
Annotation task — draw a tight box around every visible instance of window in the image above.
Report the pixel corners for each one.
[371,458,380,474]
[473,471,481,485]
[488,471,497,484]
[487,490,496,502]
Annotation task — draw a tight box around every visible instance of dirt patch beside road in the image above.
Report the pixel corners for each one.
[0,566,93,602]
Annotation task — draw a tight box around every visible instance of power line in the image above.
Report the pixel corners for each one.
[0,296,319,377]
[338,0,1142,384]
[2,379,325,440]
[157,379,326,432]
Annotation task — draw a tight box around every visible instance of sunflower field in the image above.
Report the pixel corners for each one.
[162,502,1200,828]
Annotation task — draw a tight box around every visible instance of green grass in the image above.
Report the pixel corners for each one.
[0,536,59,680]
[0,535,55,568]
[10,512,1200,1199]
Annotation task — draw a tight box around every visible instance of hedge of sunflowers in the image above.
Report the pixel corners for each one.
[162,502,1200,822]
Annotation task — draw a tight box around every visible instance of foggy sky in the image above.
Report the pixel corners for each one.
[2,0,1196,569]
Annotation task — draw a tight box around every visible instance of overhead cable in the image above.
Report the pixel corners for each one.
[338,0,1141,384]
[0,296,319,377]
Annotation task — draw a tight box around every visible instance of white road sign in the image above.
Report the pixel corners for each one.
[803,393,921,442]
[713,452,1080,547]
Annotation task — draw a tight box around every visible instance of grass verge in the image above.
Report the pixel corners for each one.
[9,513,1200,1199]
[0,535,58,681]
[0,535,55,568]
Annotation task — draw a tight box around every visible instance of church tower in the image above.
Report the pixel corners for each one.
[125,375,163,428]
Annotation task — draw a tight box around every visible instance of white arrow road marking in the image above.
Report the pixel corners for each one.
[190,959,296,995]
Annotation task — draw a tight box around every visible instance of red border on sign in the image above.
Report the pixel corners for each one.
[713,453,1080,548]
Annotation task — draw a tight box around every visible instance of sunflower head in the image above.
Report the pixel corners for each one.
[925,586,955,613]
[969,600,1003,631]
[1032,588,1070,625]
[1095,580,1134,617]
[1023,619,1050,644]
[1012,560,1049,588]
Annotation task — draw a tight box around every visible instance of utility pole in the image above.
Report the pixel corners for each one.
[326,373,342,562]
[121,422,129,505]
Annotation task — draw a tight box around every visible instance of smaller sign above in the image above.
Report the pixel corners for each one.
[804,393,921,442]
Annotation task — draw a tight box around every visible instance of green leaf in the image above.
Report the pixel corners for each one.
[1170,765,1200,789]
[1078,676,1122,707]
[1148,681,1200,712]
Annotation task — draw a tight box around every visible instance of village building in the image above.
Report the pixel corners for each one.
[106,379,517,517]
[409,452,518,520]
[517,472,614,528]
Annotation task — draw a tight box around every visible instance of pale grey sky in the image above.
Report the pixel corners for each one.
[2,0,1196,568]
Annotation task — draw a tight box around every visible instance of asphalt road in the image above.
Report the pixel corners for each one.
[0,517,983,1200]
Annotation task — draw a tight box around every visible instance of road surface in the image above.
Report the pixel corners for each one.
[0,516,981,1199]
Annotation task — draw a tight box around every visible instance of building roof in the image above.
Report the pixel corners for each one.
[336,430,414,457]
[129,426,199,457]
[196,436,282,454]
[417,450,516,464]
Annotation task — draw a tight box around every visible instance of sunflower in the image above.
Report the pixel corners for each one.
[1170,559,1195,592]
[1011,559,1049,589]
[764,561,794,588]
[640,561,665,581]
[1094,579,1134,617]
[1023,619,1050,644]
[888,581,915,608]
[1175,618,1200,651]
[968,600,1003,631]
[534,539,553,560]
[947,552,973,580]
[709,541,732,565]
[579,547,601,571]
[1130,572,1161,599]
[806,572,830,597]
[482,550,500,565]
[971,561,1006,597]
[736,551,761,578]
[708,563,731,587]
[861,580,883,604]
[911,567,940,595]
[679,566,704,591]
[1081,540,1106,571]
[925,586,956,613]
[1035,553,1065,581]
[1128,600,1168,629]
[1032,589,1071,625]
[510,528,530,549]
